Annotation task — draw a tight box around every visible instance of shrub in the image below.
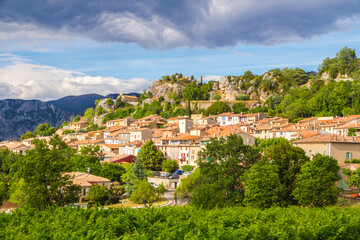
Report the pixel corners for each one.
[235,94,249,101]
[212,93,221,100]
[162,160,179,173]
[182,165,195,172]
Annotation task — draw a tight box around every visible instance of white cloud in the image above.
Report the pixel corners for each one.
[0,61,151,100]
[203,75,223,82]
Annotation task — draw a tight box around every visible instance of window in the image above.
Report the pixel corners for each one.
[323,150,326,155]
[309,150,312,158]
[346,152,353,160]
[246,138,250,143]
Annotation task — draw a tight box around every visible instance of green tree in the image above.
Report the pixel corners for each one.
[99,163,125,183]
[205,101,231,116]
[0,173,8,206]
[73,115,81,122]
[235,94,249,101]
[17,136,81,208]
[342,165,360,188]
[244,162,284,209]
[211,93,221,101]
[105,98,113,107]
[138,140,165,171]
[124,156,148,196]
[232,102,248,114]
[262,140,309,205]
[8,178,28,207]
[176,168,202,200]
[86,185,112,205]
[162,159,179,173]
[84,108,94,120]
[293,154,340,207]
[130,179,166,207]
[70,145,103,175]
[34,123,57,136]
[20,131,36,141]
[60,121,69,128]
[193,134,260,208]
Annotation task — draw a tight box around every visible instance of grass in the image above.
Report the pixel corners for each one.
[105,197,168,208]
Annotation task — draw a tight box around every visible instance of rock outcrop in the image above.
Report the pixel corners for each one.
[0,99,74,141]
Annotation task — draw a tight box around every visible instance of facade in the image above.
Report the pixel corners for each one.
[66,172,111,202]
[293,134,360,165]
[129,128,152,142]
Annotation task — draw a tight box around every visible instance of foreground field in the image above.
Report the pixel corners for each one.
[2,205,360,239]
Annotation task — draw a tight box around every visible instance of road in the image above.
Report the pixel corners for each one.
[163,190,188,206]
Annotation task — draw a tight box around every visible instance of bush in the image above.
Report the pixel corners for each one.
[105,98,113,107]
[109,196,120,204]
[162,160,179,173]
[182,165,194,172]
[212,93,221,100]
[235,94,249,101]
[63,130,75,135]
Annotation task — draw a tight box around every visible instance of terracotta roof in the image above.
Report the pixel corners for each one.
[102,154,135,164]
[170,134,199,141]
[293,134,360,144]
[298,130,319,139]
[334,121,360,129]
[101,144,120,149]
[66,172,111,187]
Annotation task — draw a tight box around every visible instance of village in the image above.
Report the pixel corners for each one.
[2,93,360,200]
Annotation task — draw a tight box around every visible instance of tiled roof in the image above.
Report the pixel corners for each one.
[293,134,360,144]
[66,172,111,187]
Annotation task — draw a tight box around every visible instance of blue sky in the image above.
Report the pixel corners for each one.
[0,0,360,100]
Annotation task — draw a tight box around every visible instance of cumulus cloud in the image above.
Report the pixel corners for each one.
[0,61,151,100]
[0,0,359,49]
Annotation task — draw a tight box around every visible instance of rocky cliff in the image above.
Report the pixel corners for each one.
[0,99,74,141]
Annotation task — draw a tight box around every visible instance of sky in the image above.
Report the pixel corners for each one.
[1,0,360,101]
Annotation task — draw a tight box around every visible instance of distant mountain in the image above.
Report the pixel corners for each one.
[0,99,74,141]
[47,93,104,115]
[47,93,141,115]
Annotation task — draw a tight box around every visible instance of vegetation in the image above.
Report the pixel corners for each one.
[162,159,179,173]
[179,134,260,208]
[4,206,360,239]
[205,101,231,116]
[20,123,57,140]
[137,140,165,171]
[0,138,126,209]
[244,161,284,209]
[262,140,310,205]
[293,154,340,207]
[16,136,81,209]
[181,165,195,172]
[129,180,166,207]
[85,185,112,206]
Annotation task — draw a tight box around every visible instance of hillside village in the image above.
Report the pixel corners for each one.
[2,98,360,171]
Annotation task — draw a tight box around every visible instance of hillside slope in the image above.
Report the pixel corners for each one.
[0,99,74,141]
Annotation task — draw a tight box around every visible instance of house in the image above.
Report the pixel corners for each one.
[178,116,193,133]
[129,128,152,142]
[293,134,360,164]
[66,172,111,202]
[0,141,31,154]
[192,116,217,126]
[119,92,139,104]
[119,141,143,156]
[101,154,136,165]
[106,118,135,128]
[69,121,88,131]
[100,144,120,154]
